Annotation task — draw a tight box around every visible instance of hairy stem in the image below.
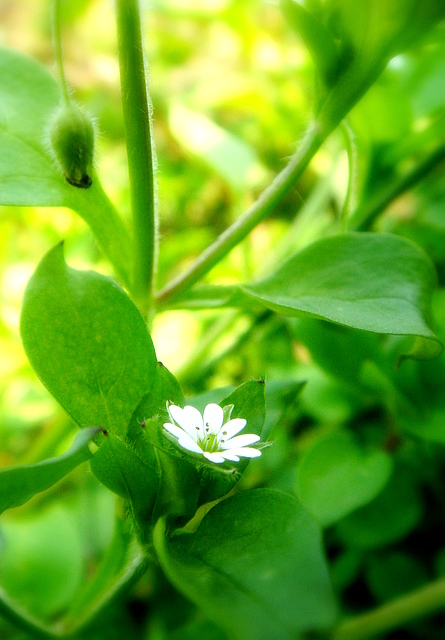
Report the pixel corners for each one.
[349,143,445,231]
[51,0,70,104]
[334,577,445,640]
[156,122,324,304]
[116,0,157,315]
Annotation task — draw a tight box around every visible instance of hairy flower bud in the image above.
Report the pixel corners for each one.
[48,102,94,188]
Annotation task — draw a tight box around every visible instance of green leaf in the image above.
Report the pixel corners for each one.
[129,365,200,522]
[0,47,131,286]
[64,517,134,623]
[281,0,339,86]
[243,233,442,360]
[0,427,98,515]
[317,0,445,132]
[168,619,228,640]
[263,378,306,438]
[336,466,423,548]
[20,243,157,437]
[401,406,445,444]
[289,317,381,391]
[90,432,160,540]
[165,284,254,311]
[0,504,84,618]
[365,552,428,603]
[336,0,445,65]
[154,489,337,639]
[297,431,393,527]
[198,380,266,505]
[131,361,185,428]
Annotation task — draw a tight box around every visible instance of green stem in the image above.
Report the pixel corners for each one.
[51,0,70,104]
[0,587,61,639]
[334,577,445,640]
[349,143,445,231]
[61,546,149,636]
[116,0,157,314]
[340,120,358,229]
[156,121,324,304]
[0,529,148,639]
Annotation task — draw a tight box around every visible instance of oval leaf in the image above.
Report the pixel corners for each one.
[20,243,157,437]
[0,47,131,285]
[243,233,442,359]
[0,505,84,618]
[0,427,98,515]
[336,467,423,548]
[154,489,337,639]
[297,431,393,527]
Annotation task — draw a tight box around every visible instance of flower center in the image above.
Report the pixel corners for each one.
[199,432,220,453]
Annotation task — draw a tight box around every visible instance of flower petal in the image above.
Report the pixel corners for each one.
[177,434,203,454]
[183,405,204,438]
[203,403,224,435]
[226,447,262,458]
[163,422,188,440]
[220,450,240,462]
[217,418,246,442]
[169,404,202,439]
[203,452,225,464]
[221,433,260,449]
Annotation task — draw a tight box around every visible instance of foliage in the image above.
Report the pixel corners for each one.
[0,1,444,639]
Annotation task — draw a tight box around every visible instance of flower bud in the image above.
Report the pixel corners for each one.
[48,102,95,188]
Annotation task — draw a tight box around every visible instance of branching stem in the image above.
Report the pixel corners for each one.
[156,122,324,304]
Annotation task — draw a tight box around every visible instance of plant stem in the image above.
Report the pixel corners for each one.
[349,143,445,231]
[156,122,324,304]
[116,0,157,315]
[334,577,445,640]
[61,545,149,636]
[0,587,61,639]
[51,0,70,104]
[340,120,358,229]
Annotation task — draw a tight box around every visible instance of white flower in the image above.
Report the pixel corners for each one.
[163,402,262,464]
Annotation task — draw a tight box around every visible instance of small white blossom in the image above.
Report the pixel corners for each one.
[163,402,262,464]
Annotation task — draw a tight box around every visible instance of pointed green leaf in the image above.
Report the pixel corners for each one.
[0,47,131,285]
[0,428,98,514]
[90,432,160,538]
[243,233,442,360]
[129,366,200,522]
[20,243,157,437]
[154,489,337,639]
